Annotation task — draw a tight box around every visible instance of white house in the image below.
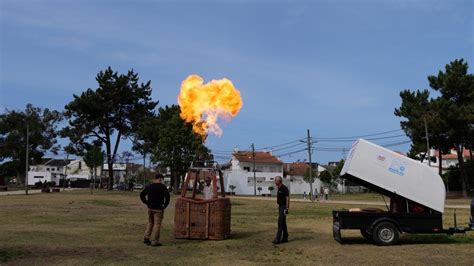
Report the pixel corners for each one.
[102,163,127,184]
[27,171,52,185]
[28,158,71,185]
[283,162,325,195]
[66,159,96,181]
[421,148,471,174]
[28,158,99,185]
[224,150,286,195]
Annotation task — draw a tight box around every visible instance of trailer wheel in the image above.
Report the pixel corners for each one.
[360,229,372,241]
[372,222,399,246]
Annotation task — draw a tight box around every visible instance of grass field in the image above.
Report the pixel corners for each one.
[1,190,473,265]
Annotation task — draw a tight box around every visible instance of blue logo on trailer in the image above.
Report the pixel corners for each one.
[388,158,406,176]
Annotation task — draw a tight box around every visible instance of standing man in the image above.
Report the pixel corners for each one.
[203,176,214,200]
[273,176,289,244]
[140,173,170,247]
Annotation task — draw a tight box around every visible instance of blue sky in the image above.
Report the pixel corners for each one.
[1,0,473,164]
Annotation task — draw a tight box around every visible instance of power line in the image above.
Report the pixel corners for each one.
[312,129,403,140]
[256,138,305,150]
[313,134,408,142]
[274,148,308,157]
[270,142,307,152]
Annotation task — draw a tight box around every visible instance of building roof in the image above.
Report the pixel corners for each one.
[320,164,336,172]
[434,149,471,160]
[126,163,143,172]
[283,162,309,176]
[40,158,71,167]
[232,151,283,164]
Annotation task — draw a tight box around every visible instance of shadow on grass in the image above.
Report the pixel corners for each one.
[228,230,261,240]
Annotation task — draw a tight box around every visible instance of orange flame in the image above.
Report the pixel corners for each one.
[178,74,243,137]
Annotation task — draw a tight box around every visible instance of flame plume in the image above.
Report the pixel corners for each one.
[178,74,243,137]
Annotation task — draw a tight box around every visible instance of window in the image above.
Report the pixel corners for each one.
[243,166,250,172]
[46,168,50,171]
[34,176,44,179]
[269,166,276,172]
[247,177,265,183]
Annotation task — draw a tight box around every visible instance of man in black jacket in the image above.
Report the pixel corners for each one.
[140,173,170,246]
[273,176,289,244]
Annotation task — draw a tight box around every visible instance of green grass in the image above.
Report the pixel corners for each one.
[0,190,473,265]
[0,250,30,263]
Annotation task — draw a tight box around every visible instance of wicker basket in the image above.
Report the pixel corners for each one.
[174,168,231,240]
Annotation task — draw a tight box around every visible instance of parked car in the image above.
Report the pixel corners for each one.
[134,184,144,190]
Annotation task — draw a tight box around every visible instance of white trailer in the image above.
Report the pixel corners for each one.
[333,139,473,245]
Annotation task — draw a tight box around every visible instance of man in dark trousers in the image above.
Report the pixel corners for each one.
[140,173,170,246]
[273,176,289,244]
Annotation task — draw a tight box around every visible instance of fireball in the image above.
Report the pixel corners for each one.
[178,74,243,137]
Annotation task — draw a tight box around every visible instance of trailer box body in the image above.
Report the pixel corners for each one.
[341,139,445,212]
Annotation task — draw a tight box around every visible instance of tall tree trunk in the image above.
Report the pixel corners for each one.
[173,171,179,195]
[438,150,448,192]
[454,145,468,198]
[16,170,23,186]
[107,159,114,191]
[105,139,114,190]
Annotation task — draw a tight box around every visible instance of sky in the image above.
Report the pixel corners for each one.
[1,0,473,165]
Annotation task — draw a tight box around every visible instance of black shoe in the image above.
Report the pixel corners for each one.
[272,240,280,245]
[144,239,151,245]
[281,239,288,243]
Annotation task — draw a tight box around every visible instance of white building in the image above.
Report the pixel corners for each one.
[102,163,127,184]
[224,151,285,195]
[420,148,471,174]
[27,171,53,185]
[28,158,71,185]
[67,159,95,181]
[28,158,99,185]
[283,162,325,195]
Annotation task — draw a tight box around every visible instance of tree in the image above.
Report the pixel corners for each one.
[0,104,62,184]
[151,105,210,194]
[268,186,274,196]
[62,67,158,190]
[428,59,473,197]
[131,115,160,187]
[395,59,474,197]
[229,184,236,194]
[318,170,333,185]
[394,90,451,176]
[320,160,346,190]
[83,144,104,194]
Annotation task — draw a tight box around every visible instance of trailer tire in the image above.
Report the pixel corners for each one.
[360,229,372,241]
[372,222,399,246]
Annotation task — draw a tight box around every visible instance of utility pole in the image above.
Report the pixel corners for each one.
[424,117,431,167]
[252,143,256,196]
[143,152,146,188]
[307,129,314,202]
[25,121,29,195]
